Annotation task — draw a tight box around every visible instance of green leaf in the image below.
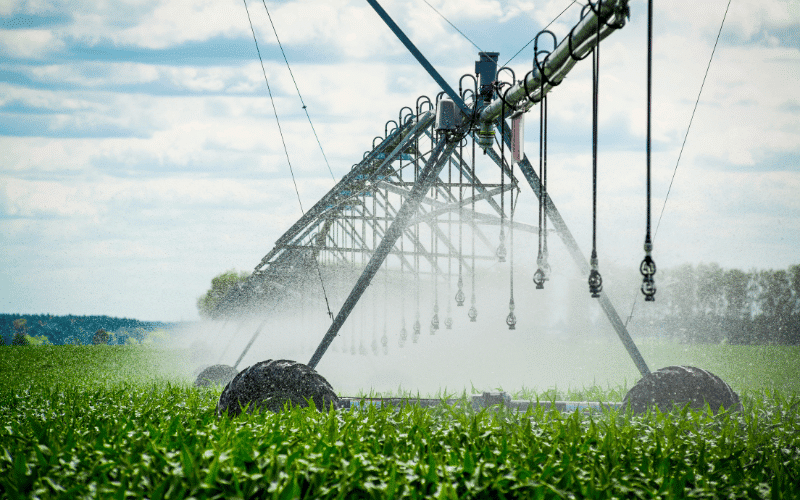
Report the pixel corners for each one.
[181,444,197,482]
[150,479,170,500]
[12,451,34,492]
[205,455,221,488]
[278,477,300,500]
[463,451,475,475]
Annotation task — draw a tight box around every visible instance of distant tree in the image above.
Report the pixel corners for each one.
[721,269,751,320]
[141,328,170,345]
[691,264,725,342]
[790,264,800,311]
[757,270,795,344]
[696,263,725,316]
[197,270,251,318]
[670,264,696,316]
[12,335,29,346]
[720,268,754,344]
[12,318,29,346]
[92,328,110,345]
[27,335,52,346]
[789,264,800,345]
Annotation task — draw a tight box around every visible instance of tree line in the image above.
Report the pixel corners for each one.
[195,263,800,346]
[196,270,251,319]
[0,314,176,346]
[631,263,800,345]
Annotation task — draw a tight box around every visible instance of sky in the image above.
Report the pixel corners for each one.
[1,0,799,322]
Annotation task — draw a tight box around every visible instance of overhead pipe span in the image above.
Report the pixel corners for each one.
[479,0,629,125]
[254,111,433,273]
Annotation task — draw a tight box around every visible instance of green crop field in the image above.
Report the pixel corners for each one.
[1,345,799,499]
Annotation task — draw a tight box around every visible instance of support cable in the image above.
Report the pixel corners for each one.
[501,0,580,68]
[654,0,732,239]
[243,0,334,321]
[313,255,335,321]
[625,0,731,326]
[242,0,303,213]
[420,0,483,53]
[261,0,336,183]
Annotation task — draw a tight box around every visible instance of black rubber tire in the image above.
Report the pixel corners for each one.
[194,364,239,388]
[216,359,338,416]
[623,365,742,415]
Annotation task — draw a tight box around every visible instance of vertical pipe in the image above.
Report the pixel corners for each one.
[308,139,455,369]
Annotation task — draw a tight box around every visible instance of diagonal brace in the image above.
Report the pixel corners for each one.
[309,138,457,368]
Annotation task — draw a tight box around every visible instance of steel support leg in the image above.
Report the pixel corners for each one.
[308,138,457,369]
[514,152,651,377]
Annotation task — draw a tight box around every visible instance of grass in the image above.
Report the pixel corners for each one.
[0,345,191,390]
[633,341,800,396]
[1,345,799,499]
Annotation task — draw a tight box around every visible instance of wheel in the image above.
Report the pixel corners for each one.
[194,364,239,388]
[216,359,339,416]
[622,365,742,415]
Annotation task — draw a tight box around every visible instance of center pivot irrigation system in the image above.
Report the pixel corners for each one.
[198,0,742,416]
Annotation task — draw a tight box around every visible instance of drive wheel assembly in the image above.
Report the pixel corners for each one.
[216,359,339,416]
[623,365,742,415]
[194,364,238,388]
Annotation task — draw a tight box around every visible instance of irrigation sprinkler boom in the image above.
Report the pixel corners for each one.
[205,0,741,416]
[308,138,459,369]
[478,0,629,124]
[214,0,645,372]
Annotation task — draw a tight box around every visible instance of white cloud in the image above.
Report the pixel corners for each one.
[116,0,245,49]
[0,28,64,59]
[2,0,799,324]
[1,178,100,219]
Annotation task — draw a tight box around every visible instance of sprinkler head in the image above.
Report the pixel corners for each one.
[640,254,657,302]
[455,288,466,306]
[588,269,603,298]
[533,268,546,289]
[506,311,517,330]
[468,305,478,322]
[496,242,507,262]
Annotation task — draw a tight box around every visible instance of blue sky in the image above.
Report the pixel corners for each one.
[1,0,799,322]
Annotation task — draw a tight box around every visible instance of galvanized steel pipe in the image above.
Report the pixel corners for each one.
[479,0,629,125]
